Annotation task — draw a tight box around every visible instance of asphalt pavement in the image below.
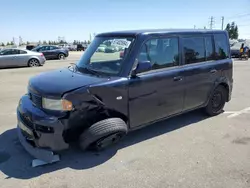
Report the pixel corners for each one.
[0,52,249,188]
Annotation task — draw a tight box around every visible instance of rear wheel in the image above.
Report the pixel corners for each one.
[204,85,227,116]
[79,118,128,151]
[58,53,65,60]
[28,59,40,67]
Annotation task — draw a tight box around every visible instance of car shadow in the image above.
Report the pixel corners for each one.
[0,110,209,179]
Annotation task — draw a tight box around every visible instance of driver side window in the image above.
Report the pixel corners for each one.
[137,37,179,72]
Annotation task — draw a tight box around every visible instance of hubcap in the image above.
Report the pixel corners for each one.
[95,132,124,149]
[59,54,65,59]
[29,59,39,67]
[211,91,223,110]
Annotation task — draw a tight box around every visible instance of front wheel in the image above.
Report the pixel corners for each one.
[204,85,227,116]
[79,118,128,151]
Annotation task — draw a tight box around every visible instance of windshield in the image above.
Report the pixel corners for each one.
[77,36,135,76]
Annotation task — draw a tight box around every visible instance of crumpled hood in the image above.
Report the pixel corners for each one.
[29,68,108,97]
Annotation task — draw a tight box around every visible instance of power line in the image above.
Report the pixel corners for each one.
[227,13,250,19]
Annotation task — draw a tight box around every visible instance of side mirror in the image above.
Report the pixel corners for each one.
[131,60,152,77]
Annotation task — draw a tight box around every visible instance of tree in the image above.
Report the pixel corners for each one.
[26,41,30,45]
[43,40,47,44]
[10,41,14,45]
[6,42,10,46]
[225,23,230,33]
[1,42,5,47]
[233,25,239,39]
[224,22,239,39]
[87,40,91,44]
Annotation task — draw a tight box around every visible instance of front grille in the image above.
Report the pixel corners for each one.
[19,112,34,129]
[29,92,42,108]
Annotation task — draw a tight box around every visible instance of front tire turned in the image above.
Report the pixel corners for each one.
[79,118,128,151]
[204,85,227,116]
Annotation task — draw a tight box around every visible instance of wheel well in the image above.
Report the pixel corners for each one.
[218,83,229,102]
[106,109,128,125]
[58,52,65,56]
[63,109,128,143]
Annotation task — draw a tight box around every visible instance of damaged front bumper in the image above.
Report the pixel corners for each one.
[17,95,69,162]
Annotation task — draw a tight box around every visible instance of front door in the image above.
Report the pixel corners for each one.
[0,49,19,67]
[129,36,185,128]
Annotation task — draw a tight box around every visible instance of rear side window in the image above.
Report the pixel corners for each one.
[214,33,229,59]
[183,37,205,64]
[19,50,27,54]
[49,46,59,50]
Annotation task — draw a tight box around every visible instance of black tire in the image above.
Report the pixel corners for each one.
[58,53,65,60]
[28,58,40,67]
[204,85,227,116]
[79,118,128,151]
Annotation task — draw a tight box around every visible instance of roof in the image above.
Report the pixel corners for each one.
[96,28,226,37]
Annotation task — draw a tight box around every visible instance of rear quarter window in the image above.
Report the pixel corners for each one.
[214,33,229,60]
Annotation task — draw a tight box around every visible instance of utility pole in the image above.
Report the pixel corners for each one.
[221,16,224,30]
[209,16,214,29]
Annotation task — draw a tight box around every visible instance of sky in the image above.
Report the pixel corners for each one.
[1,0,250,43]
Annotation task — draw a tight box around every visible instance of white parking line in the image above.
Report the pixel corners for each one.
[227,107,250,118]
[223,111,238,114]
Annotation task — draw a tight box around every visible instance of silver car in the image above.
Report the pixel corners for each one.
[0,48,46,68]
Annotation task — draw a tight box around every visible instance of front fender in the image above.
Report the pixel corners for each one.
[62,79,129,141]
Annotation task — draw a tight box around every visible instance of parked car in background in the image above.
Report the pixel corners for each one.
[68,45,77,51]
[31,45,69,60]
[26,44,37,50]
[104,45,117,53]
[0,48,46,68]
[76,44,87,51]
[231,42,250,58]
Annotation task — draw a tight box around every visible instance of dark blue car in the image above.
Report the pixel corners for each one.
[32,45,69,60]
[17,29,233,162]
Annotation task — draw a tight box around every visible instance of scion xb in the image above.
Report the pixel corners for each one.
[17,29,233,162]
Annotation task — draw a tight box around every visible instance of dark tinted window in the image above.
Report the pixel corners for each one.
[0,49,10,55]
[214,33,229,59]
[19,50,27,54]
[0,49,20,55]
[183,37,205,64]
[49,46,58,50]
[138,37,179,71]
[204,36,214,61]
[37,47,45,51]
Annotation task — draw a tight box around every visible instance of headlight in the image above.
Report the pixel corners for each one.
[42,98,73,111]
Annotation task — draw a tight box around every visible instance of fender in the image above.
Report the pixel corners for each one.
[62,78,130,142]
[205,76,232,106]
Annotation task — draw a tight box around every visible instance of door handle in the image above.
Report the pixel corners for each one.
[210,69,217,74]
[173,76,183,81]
